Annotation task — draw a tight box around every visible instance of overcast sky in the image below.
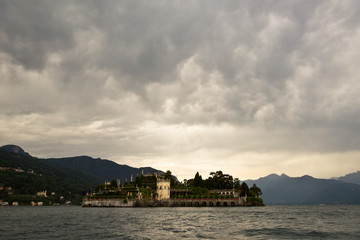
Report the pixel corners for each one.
[1,0,360,180]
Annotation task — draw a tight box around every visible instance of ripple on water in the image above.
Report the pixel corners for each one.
[1,205,360,239]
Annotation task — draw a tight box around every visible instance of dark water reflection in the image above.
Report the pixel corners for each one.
[1,205,360,239]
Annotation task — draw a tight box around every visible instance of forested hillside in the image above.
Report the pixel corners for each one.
[46,156,162,183]
[0,149,99,204]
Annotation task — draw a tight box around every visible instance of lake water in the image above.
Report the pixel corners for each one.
[1,205,360,239]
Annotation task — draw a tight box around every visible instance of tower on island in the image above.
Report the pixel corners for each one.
[156,178,170,200]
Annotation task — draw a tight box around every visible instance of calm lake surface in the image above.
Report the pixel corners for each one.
[1,205,360,239]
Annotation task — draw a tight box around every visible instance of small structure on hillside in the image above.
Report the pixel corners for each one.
[37,190,47,197]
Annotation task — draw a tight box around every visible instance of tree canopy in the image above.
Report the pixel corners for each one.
[164,170,177,187]
[250,183,262,197]
[193,172,203,187]
[204,171,233,189]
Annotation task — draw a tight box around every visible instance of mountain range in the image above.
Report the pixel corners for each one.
[0,144,162,184]
[0,147,99,204]
[245,172,360,204]
[1,144,360,204]
[0,145,162,204]
[337,171,360,185]
[46,156,162,184]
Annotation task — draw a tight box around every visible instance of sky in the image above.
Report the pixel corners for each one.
[1,0,360,180]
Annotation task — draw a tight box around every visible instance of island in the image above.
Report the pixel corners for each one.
[83,171,264,207]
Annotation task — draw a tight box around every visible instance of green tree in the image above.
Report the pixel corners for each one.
[95,184,104,192]
[234,178,241,191]
[135,175,142,187]
[205,171,233,189]
[110,179,117,189]
[249,184,262,197]
[194,172,203,187]
[240,182,249,197]
[164,170,177,187]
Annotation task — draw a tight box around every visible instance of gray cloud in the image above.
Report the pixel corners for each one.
[1,0,360,179]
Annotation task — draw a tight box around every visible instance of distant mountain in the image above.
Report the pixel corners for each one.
[0,144,165,204]
[0,144,32,158]
[0,149,99,204]
[0,144,164,185]
[337,171,360,185]
[244,174,360,204]
[46,156,163,184]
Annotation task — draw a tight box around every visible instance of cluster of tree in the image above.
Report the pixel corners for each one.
[184,171,262,197]
[185,171,234,189]
[164,170,178,187]
[94,174,159,193]
[93,174,157,197]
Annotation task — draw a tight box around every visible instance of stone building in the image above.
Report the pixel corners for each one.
[156,178,170,200]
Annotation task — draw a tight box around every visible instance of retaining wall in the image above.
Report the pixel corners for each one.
[82,197,247,207]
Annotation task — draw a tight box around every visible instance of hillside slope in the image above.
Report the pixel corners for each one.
[46,156,163,184]
[0,149,100,204]
[337,171,360,185]
[245,174,360,204]
[0,144,32,158]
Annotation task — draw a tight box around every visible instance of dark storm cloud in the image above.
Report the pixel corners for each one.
[1,0,360,178]
[0,1,79,70]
